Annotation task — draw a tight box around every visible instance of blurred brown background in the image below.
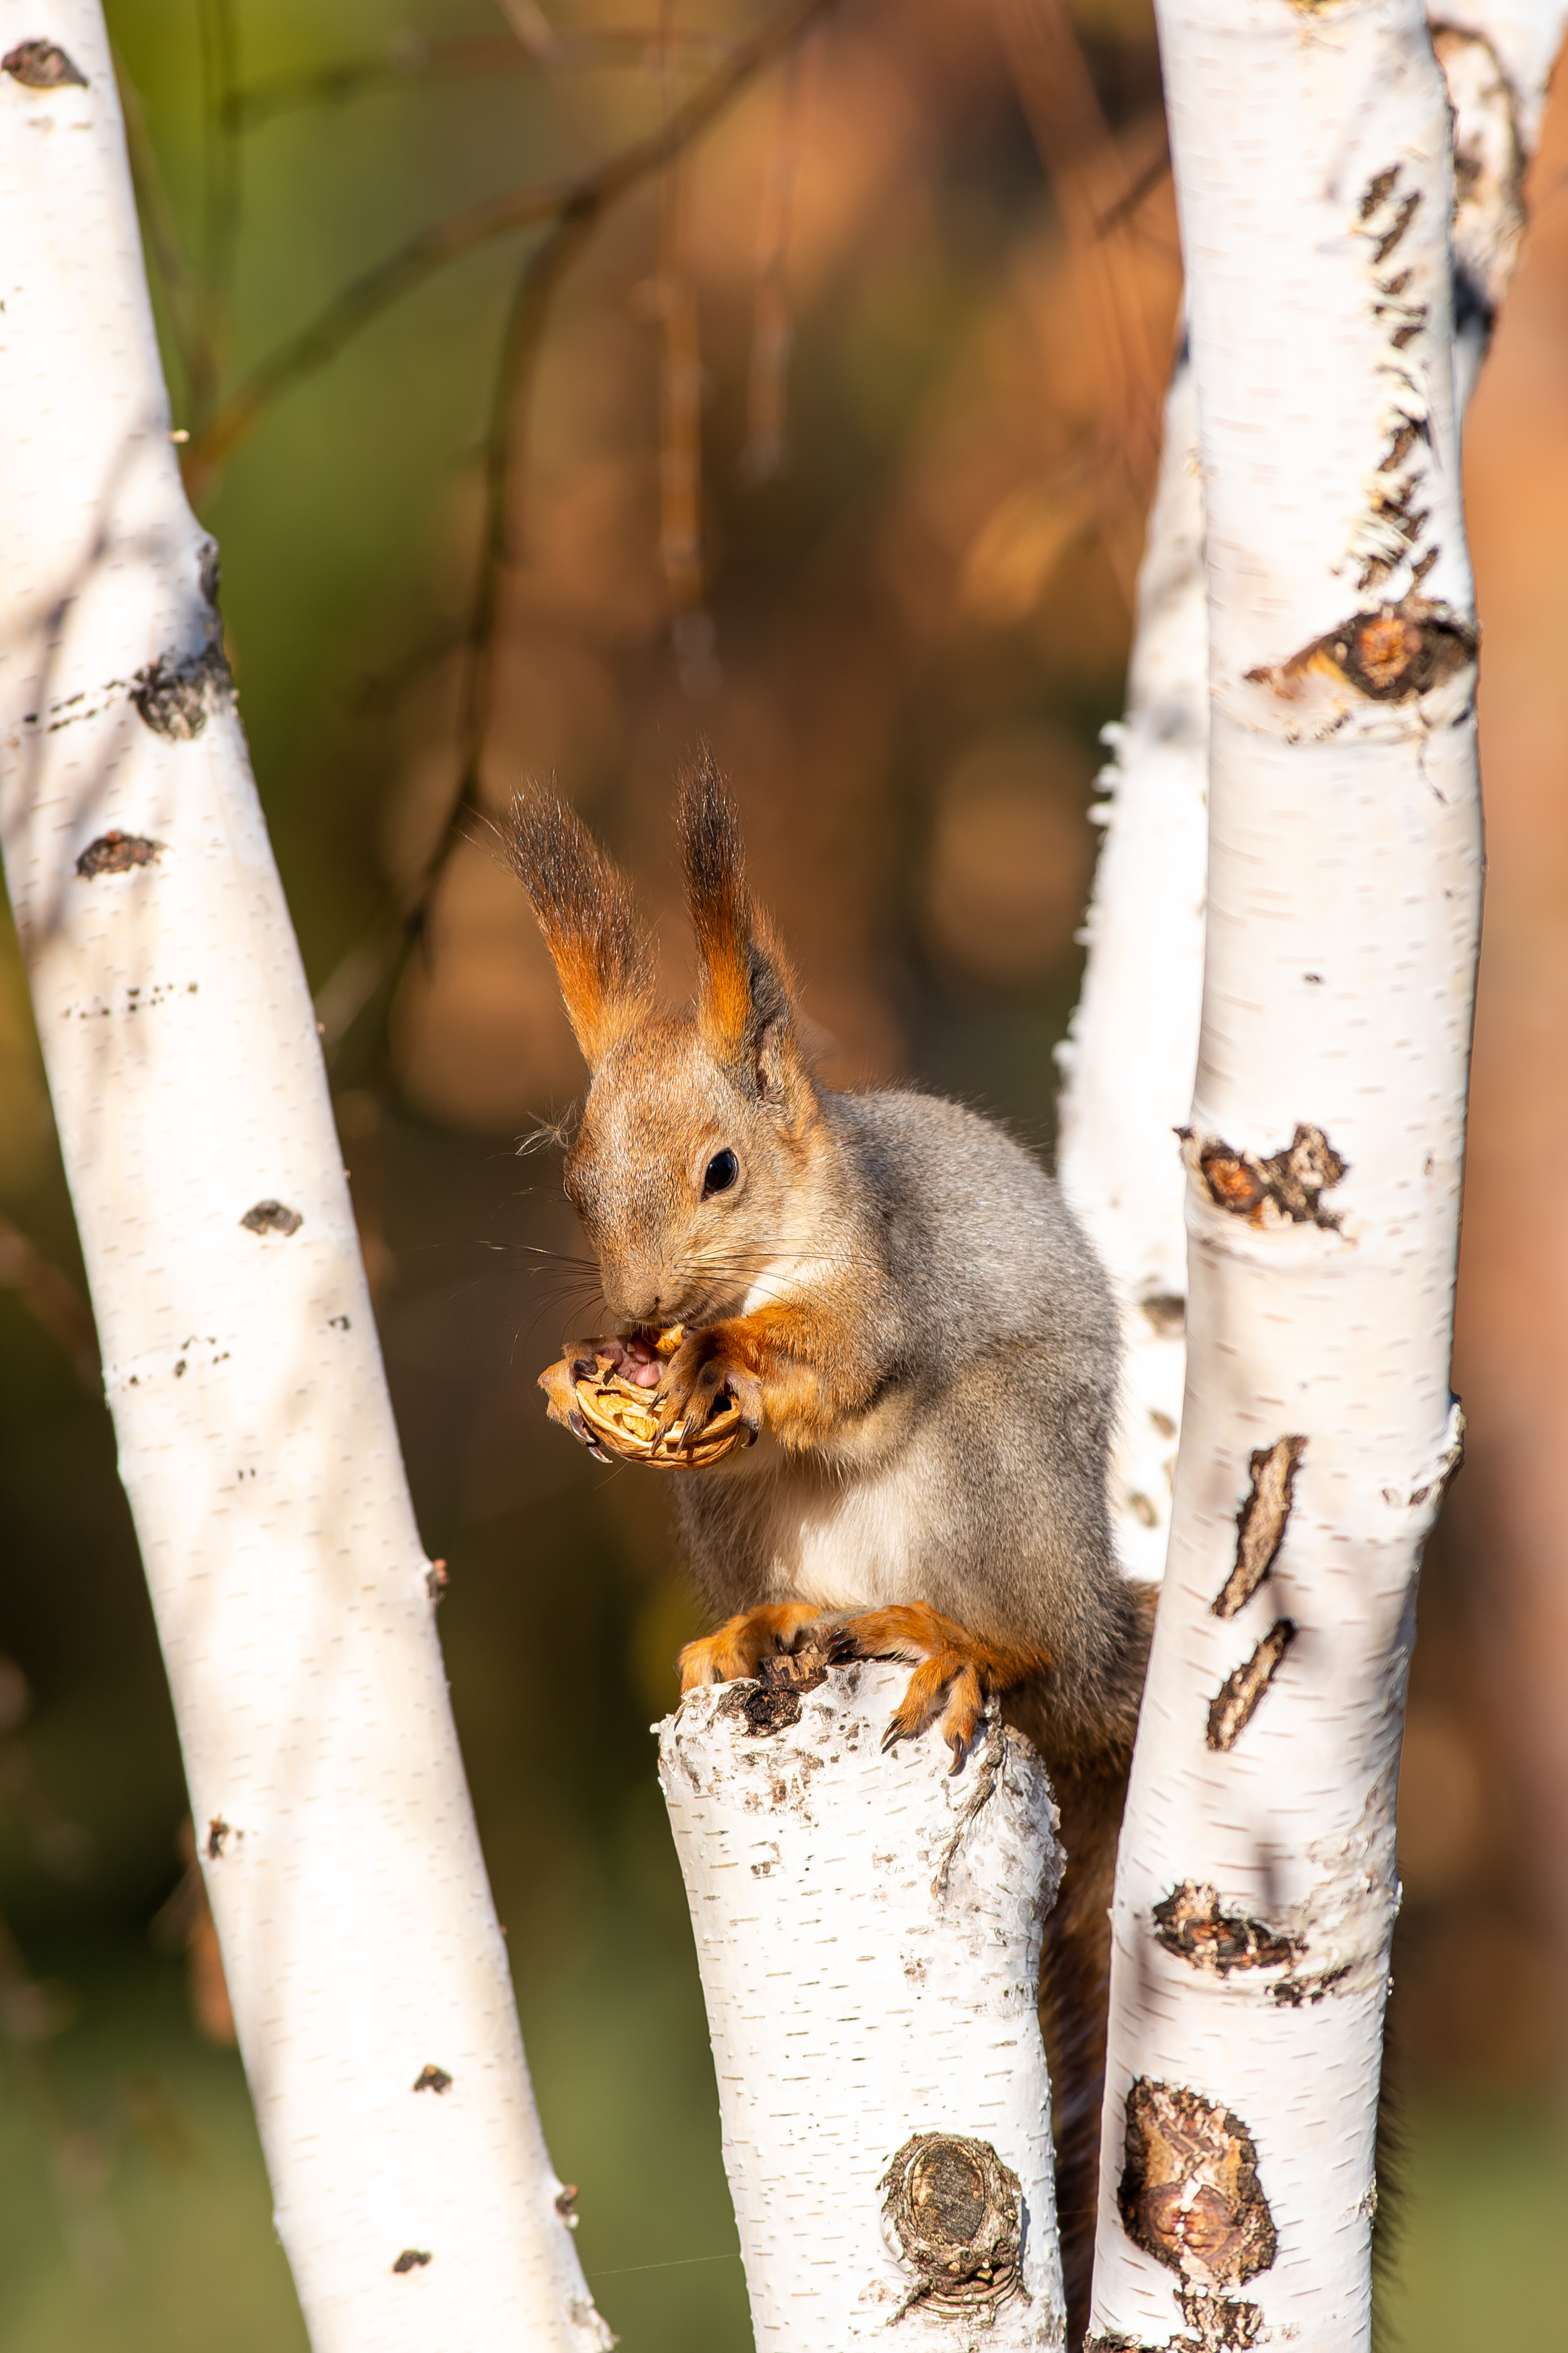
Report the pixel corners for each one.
[0,1,1564,2344]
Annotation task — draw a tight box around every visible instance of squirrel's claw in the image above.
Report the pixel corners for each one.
[654,1330,765,1451]
[831,1604,1045,1776]
[565,1408,612,1464]
[678,1600,824,1691]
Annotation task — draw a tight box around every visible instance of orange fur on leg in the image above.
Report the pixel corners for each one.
[678,1601,823,1691]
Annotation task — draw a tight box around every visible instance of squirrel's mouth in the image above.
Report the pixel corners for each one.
[667,1273,751,1330]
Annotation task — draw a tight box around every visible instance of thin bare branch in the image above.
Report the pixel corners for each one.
[225,27,732,132]
[0,1211,100,1390]
[192,0,241,432]
[310,0,837,1053]
[112,46,202,404]
[183,0,837,502]
[994,0,1172,582]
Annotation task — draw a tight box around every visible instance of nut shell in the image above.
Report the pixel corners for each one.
[538,1349,748,1469]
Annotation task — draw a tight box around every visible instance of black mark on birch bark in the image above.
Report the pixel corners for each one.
[729,1643,829,1735]
[1087,2289,1264,2351]
[241,1200,302,1237]
[1184,1125,1346,1230]
[206,1818,231,1860]
[425,1558,450,1604]
[555,2184,579,2219]
[3,39,86,85]
[881,2132,1024,2319]
[1213,1437,1307,1620]
[1206,1621,1296,1753]
[132,640,233,740]
[412,2064,452,2093]
[1251,596,1476,707]
[391,2248,431,2273]
[1118,2079,1276,2288]
[1140,1291,1185,1337]
[76,832,163,879]
[1151,1883,1301,1976]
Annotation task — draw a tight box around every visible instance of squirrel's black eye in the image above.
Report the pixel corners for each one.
[703,1149,739,1197]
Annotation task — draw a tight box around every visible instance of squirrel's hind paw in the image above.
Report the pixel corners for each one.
[831,1603,1047,1775]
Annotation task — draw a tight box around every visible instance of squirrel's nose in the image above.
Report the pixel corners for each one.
[606,1275,663,1325]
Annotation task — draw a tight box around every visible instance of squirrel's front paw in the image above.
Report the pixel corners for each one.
[679,1601,824,1691]
[655,1326,764,1451]
[541,1332,663,1460]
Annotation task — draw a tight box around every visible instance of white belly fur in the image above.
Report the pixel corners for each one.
[759,1451,931,1614]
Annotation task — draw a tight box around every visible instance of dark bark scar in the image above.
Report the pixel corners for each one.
[1118,2078,1276,2289]
[76,832,163,878]
[1249,595,1475,707]
[1184,1125,1346,1230]
[1212,1437,1307,1619]
[881,2131,1025,2320]
[1206,1620,1297,1753]
[3,40,86,86]
[1152,1882,1301,1976]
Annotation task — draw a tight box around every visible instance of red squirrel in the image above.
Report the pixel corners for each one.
[508,758,1154,2340]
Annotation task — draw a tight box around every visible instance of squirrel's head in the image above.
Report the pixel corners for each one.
[507,756,824,1328]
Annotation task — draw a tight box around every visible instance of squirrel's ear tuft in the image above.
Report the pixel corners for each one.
[507,790,655,1067]
[676,749,801,1101]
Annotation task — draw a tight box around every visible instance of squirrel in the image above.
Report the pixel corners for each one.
[507,756,1155,2343]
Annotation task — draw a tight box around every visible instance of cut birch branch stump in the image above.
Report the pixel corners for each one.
[658,1657,1067,2349]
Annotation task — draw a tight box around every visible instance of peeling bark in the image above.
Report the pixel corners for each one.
[1055,354,1207,1579]
[1116,2081,1276,2290]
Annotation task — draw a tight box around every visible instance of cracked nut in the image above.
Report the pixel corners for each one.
[538,1335,748,1470]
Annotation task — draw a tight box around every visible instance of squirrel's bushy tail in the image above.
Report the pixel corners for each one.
[1037,1749,1134,2349]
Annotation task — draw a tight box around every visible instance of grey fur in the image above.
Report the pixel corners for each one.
[673,1089,1138,1753]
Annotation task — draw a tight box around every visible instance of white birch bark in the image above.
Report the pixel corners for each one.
[659,1662,1066,2348]
[1055,354,1205,1582]
[1055,2,1565,1588]
[0,10,609,2345]
[1086,0,1483,2344]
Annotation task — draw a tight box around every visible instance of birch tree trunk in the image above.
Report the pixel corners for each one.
[1055,1,1565,1589]
[1085,0,1483,2342]
[659,1661,1066,2348]
[1055,352,1205,1582]
[0,9,608,2345]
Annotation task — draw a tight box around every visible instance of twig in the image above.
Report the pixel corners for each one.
[1094,142,1170,240]
[0,1211,101,1390]
[741,34,814,479]
[311,0,835,1053]
[225,28,733,133]
[182,0,837,502]
[193,0,241,433]
[112,47,201,401]
[993,0,1171,588]
[655,4,706,625]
